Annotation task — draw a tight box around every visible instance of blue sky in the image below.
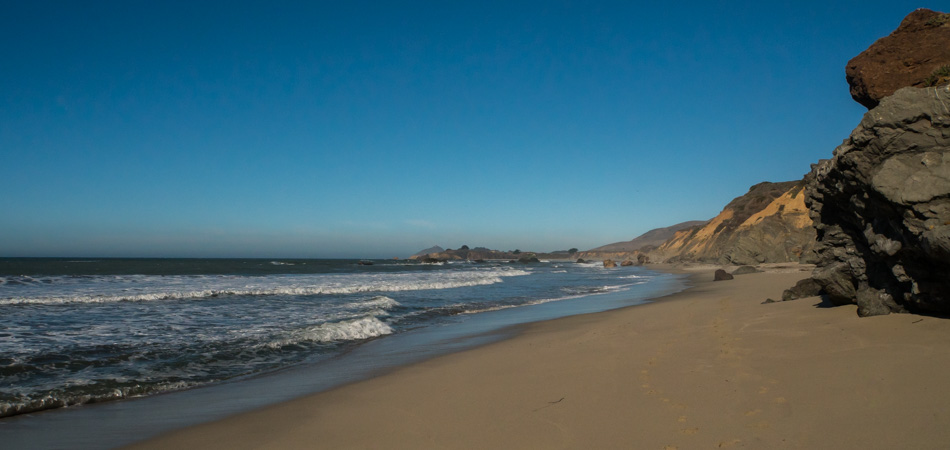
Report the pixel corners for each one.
[0,1,940,258]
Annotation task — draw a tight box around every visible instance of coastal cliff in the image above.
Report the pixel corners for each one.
[806,86,950,316]
[645,181,816,265]
[799,9,950,316]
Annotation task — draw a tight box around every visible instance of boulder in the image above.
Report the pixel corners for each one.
[714,269,734,281]
[781,278,824,301]
[517,256,540,264]
[732,265,761,275]
[603,259,617,268]
[620,260,635,266]
[576,258,587,263]
[637,253,650,265]
[806,85,950,315]
[846,9,950,109]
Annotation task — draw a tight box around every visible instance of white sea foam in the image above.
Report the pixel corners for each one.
[262,316,393,349]
[0,269,531,305]
[460,283,633,315]
[346,295,400,310]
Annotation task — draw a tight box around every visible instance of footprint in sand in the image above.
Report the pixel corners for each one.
[774,397,787,404]
[718,439,742,448]
[744,409,762,417]
[677,415,688,423]
[758,387,769,394]
[680,427,700,435]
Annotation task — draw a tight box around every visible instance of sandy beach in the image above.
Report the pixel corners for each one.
[128,267,950,449]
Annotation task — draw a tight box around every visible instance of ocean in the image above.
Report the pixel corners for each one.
[0,257,686,448]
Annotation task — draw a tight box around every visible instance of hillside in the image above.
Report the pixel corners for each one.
[586,221,707,253]
[646,180,816,265]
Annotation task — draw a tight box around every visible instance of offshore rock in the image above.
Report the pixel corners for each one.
[620,260,634,266]
[603,259,617,268]
[846,9,950,109]
[806,85,950,316]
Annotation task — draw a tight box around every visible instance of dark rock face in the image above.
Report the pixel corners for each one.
[846,9,950,109]
[620,260,634,266]
[517,256,541,264]
[806,85,950,316]
[714,269,734,281]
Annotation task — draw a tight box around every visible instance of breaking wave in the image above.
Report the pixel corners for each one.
[0,269,531,306]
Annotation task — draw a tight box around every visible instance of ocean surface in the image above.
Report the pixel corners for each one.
[0,257,686,448]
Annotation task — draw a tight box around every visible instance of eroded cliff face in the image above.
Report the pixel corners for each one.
[806,85,950,316]
[647,181,816,265]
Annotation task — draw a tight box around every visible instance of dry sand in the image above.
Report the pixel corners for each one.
[128,267,950,449]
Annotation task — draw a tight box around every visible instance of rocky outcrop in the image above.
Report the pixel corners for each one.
[806,85,950,316]
[412,245,445,257]
[646,181,817,265]
[603,259,617,268]
[846,9,950,109]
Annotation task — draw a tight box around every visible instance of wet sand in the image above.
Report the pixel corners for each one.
[128,267,950,449]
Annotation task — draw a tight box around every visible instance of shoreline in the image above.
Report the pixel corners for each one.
[1,264,688,449]
[128,264,950,449]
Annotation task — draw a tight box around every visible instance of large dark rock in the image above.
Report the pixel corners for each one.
[846,9,950,109]
[603,259,617,268]
[714,269,734,281]
[781,278,823,301]
[806,85,950,316]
